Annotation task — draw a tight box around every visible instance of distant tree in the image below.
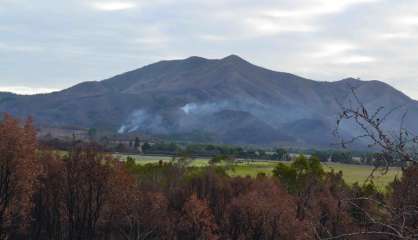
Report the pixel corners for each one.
[172,151,194,168]
[142,142,151,153]
[204,144,216,152]
[134,137,140,149]
[257,149,266,159]
[88,128,97,141]
[116,143,126,153]
[275,148,290,161]
[312,150,330,162]
[332,151,354,164]
[145,142,179,154]
[209,154,234,166]
[246,150,257,160]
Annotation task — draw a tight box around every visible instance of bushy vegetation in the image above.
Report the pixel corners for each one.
[0,114,417,239]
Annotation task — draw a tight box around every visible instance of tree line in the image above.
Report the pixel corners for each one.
[42,135,377,166]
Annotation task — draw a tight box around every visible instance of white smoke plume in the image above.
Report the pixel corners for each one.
[118,110,167,134]
[118,110,148,133]
[181,101,233,115]
[179,99,314,127]
[181,103,198,114]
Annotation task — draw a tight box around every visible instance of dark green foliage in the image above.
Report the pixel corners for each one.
[272,148,290,161]
[172,150,194,168]
[209,154,234,165]
[125,156,136,169]
[87,128,97,140]
[312,150,355,163]
[134,137,140,149]
[273,155,324,193]
[143,142,179,154]
[350,181,384,225]
[141,141,151,152]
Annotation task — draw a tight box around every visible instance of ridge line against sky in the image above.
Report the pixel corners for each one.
[0,54,416,100]
[0,0,418,99]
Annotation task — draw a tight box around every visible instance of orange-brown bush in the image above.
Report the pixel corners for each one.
[30,146,137,240]
[0,114,41,239]
[178,194,219,240]
[226,177,313,240]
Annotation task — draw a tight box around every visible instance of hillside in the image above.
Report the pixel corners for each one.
[1,55,417,148]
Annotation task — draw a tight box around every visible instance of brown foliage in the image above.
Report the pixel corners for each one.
[300,172,356,238]
[114,189,170,240]
[390,165,418,238]
[31,146,136,240]
[183,168,234,222]
[31,151,64,240]
[177,194,219,240]
[226,177,312,240]
[0,114,41,238]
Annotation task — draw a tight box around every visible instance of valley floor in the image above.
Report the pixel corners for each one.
[115,154,401,190]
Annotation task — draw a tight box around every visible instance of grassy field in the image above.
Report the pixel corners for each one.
[115,154,401,190]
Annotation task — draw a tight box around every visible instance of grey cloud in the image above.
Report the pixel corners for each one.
[0,0,417,99]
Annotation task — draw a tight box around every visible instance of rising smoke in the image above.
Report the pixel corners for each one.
[118,110,164,134]
[118,98,316,135]
[181,102,233,115]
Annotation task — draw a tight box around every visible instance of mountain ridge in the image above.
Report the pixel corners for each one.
[1,55,417,148]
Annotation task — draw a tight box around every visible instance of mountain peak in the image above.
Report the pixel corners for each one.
[340,77,362,82]
[183,55,248,65]
[222,54,246,62]
[185,56,208,62]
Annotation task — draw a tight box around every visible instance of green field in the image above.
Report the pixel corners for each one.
[115,154,401,190]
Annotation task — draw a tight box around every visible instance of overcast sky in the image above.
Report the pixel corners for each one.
[1,0,418,99]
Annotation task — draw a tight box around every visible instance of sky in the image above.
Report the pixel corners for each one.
[1,0,418,99]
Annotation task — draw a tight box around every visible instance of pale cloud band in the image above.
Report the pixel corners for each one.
[0,86,59,95]
[90,1,137,11]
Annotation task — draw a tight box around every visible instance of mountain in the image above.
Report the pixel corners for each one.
[1,55,418,148]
